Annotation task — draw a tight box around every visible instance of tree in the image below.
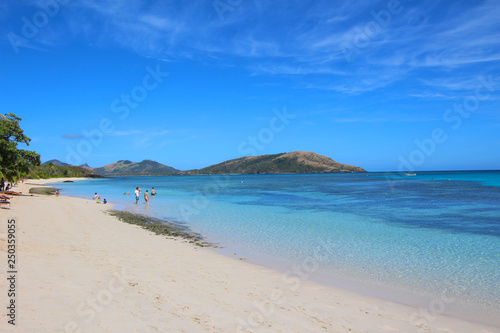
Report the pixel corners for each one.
[0,113,41,182]
[48,162,54,177]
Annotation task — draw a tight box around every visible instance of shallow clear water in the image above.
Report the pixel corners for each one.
[50,171,500,325]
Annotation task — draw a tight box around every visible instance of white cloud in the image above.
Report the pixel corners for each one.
[409,92,455,100]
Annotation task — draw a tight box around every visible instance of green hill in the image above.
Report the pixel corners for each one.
[29,163,102,179]
[181,151,366,175]
[93,159,179,176]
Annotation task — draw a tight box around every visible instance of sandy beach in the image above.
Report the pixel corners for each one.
[0,179,498,333]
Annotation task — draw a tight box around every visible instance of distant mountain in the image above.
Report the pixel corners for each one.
[92,159,179,176]
[79,163,93,170]
[41,153,364,177]
[180,151,366,175]
[42,159,71,167]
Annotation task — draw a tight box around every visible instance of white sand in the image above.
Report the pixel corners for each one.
[0,179,499,332]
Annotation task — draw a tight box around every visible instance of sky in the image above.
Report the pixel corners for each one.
[1,0,499,172]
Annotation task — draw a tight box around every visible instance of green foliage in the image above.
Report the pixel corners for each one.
[0,113,41,182]
[27,164,100,179]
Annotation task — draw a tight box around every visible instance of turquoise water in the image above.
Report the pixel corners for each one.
[50,171,500,325]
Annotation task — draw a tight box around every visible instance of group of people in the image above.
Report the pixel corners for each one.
[133,187,156,204]
[0,178,25,192]
[92,186,157,205]
[92,193,107,204]
[0,179,12,192]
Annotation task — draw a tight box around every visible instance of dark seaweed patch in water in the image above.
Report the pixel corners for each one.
[106,210,215,247]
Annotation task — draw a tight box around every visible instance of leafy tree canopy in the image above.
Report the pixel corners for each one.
[0,113,41,181]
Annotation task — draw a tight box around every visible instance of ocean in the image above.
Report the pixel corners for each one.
[50,171,500,325]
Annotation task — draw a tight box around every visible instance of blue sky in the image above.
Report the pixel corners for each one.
[1,0,499,171]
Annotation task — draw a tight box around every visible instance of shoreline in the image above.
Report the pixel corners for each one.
[0,178,498,332]
[209,231,500,329]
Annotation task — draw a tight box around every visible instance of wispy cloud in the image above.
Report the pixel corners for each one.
[409,92,455,100]
[3,0,500,98]
[63,133,83,139]
[419,74,500,92]
[250,64,347,76]
[368,1,500,70]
